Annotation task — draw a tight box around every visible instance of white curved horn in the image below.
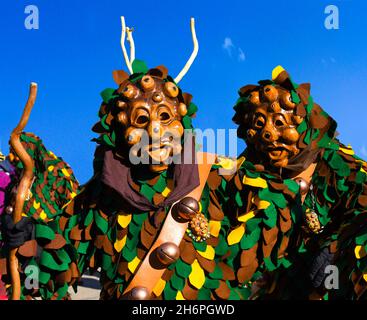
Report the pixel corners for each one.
[120,16,133,74]
[174,18,199,84]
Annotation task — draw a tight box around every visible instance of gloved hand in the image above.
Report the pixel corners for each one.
[1,214,34,249]
[309,246,334,288]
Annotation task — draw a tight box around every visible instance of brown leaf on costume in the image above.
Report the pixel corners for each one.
[112,70,130,85]
[182,281,199,300]
[208,200,224,221]
[262,227,278,245]
[218,262,235,281]
[18,240,38,257]
[240,244,258,267]
[277,236,289,258]
[214,280,231,300]
[179,240,197,265]
[197,254,216,273]
[237,260,259,283]
[117,261,128,276]
[207,171,222,190]
[44,234,67,250]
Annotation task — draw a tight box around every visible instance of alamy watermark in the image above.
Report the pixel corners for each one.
[324,5,339,30]
[24,5,39,30]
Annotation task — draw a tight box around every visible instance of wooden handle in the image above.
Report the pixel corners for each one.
[8,82,37,300]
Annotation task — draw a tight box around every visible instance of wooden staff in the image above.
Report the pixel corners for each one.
[8,82,37,300]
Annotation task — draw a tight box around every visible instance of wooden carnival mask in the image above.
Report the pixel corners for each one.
[93,17,198,173]
[113,68,188,173]
[233,66,312,168]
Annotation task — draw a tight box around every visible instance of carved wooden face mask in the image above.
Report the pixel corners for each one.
[115,75,187,173]
[239,85,304,168]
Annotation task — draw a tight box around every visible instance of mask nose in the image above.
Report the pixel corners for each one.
[148,121,164,139]
[261,130,275,142]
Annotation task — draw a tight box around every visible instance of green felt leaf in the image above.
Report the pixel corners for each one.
[187,103,198,117]
[100,88,117,103]
[122,246,137,262]
[197,288,212,300]
[152,175,167,193]
[38,271,51,285]
[356,233,367,245]
[102,134,115,148]
[100,114,110,130]
[204,278,219,289]
[84,209,94,227]
[263,206,277,228]
[297,120,307,134]
[94,210,109,234]
[263,257,277,271]
[132,59,148,74]
[39,251,68,271]
[170,273,185,290]
[163,282,177,300]
[235,192,243,207]
[175,259,192,278]
[36,224,56,241]
[245,217,262,233]
[291,90,301,104]
[140,184,156,202]
[77,241,90,255]
[240,228,261,250]
[209,265,223,280]
[193,240,207,252]
[182,115,192,129]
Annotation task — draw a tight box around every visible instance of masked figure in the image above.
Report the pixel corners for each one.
[231,66,367,299]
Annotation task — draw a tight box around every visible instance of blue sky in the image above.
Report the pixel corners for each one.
[0,0,366,183]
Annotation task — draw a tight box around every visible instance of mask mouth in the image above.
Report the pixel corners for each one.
[146,136,174,163]
[265,145,290,161]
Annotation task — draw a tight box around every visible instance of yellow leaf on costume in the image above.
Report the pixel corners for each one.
[33,201,40,210]
[272,65,285,80]
[238,211,255,223]
[188,259,205,289]
[48,165,54,172]
[258,200,271,210]
[198,202,202,213]
[153,278,166,297]
[128,256,141,273]
[70,192,77,199]
[114,235,127,253]
[40,210,47,220]
[243,176,267,189]
[117,214,132,228]
[209,220,221,237]
[227,225,245,245]
[176,291,186,300]
[48,151,57,159]
[354,245,367,259]
[217,156,236,170]
[61,168,70,177]
[237,156,246,168]
[363,273,367,283]
[162,187,171,197]
[339,146,354,155]
[197,245,215,260]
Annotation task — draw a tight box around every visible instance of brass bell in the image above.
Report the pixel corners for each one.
[295,177,309,194]
[172,197,199,222]
[128,286,150,300]
[156,242,180,266]
[5,206,14,214]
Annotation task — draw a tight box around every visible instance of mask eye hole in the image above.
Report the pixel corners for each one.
[275,119,284,127]
[136,115,149,125]
[160,112,171,122]
[253,113,266,129]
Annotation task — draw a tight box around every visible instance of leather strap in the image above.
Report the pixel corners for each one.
[123,152,216,297]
